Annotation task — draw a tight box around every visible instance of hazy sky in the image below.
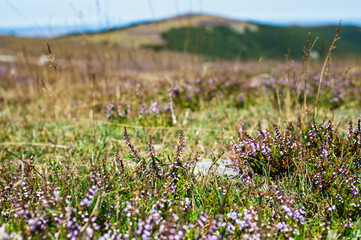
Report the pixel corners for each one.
[1,0,361,28]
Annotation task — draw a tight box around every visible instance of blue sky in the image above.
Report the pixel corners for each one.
[1,0,361,36]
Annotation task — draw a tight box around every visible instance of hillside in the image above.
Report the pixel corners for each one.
[68,14,257,48]
[158,24,361,60]
[1,14,360,61]
[69,14,361,60]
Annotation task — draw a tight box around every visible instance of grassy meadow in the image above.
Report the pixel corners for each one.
[1,16,361,239]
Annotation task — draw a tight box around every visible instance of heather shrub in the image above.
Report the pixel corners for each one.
[231,122,302,178]
[230,120,361,184]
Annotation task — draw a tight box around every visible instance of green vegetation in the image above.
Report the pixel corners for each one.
[155,24,361,60]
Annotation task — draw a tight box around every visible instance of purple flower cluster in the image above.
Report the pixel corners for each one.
[231,123,301,178]
[106,103,131,119]
[80,186,97,206]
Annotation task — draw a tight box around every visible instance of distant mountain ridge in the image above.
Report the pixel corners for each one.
[1,14,361,60]
[66,14,361,60]
[67,14,257,48]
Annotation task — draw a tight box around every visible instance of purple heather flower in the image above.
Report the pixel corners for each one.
[351,186,359,195]
[321,149,329,157]
[80,198,92,206]
[276,222,289,232]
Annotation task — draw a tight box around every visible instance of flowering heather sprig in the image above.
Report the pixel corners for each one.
[184,151,200,170]
[272,124,283,144]
[348,121,353,139]
[148,136,156,162]
[141,131,189,197]
[114,154,125,173]
[124,127,141,162]
[348,120,361,152]
[166,131,186,186]
[148,135,161,177]
[175,130,185,163]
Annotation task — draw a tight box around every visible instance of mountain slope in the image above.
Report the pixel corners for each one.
[157,22,361,60]
[68,14,361,60]
[69,14,257,48]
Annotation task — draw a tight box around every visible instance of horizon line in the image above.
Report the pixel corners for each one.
[0,12,360,38]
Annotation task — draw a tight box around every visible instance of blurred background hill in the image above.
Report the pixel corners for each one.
[1,13,361,61]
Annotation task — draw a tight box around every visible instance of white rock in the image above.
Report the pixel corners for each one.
[194,158,238,176]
